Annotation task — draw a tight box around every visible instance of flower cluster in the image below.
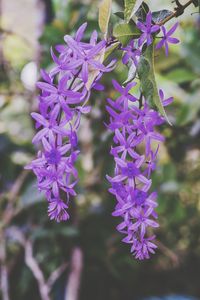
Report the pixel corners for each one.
[106,12,176,259]
[106,81,173,259]
[26,10,177,260]
[121,12,179,70]
[26,23,115,222]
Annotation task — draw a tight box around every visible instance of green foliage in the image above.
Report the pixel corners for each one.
[98,0,112,36]
[124,0,144,22]
[1,1,200,299]
[138,43,171,124]
[113,22,140,45]
[152,9,173,23]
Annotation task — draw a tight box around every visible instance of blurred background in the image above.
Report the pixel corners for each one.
[0,0,200,300]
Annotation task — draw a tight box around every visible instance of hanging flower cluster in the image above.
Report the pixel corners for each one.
[26,23,115,222]
[106,12,177,259]
[27,9,179,259]
[106,82,173,259]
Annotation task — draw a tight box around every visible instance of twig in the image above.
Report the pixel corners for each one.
[158,0,194,25]
[1,170,29,228]
[64,247,83,300]
[24,239,50,300]
[156,240,179,266]
[47,262,68,290]
[6,227,68,300]
[0,232,10,300]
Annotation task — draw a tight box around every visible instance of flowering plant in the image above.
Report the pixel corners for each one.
[26,0,196,260]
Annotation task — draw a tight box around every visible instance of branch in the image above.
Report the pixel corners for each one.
[6,227,68,300]
[1,170,29,228]
[64,247,83,300]
[156,240,180,267]
[0,232,10,300]
[158,0,194,25]
[24,239,50,300]
[47,262,68,290]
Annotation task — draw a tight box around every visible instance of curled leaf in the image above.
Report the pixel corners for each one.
[137,44,172,125]
[99,0,112,37]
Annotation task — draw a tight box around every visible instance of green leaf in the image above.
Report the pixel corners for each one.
[114,11,124,20]
[113,23,140,45]
[152,10,173,23]
[124,0,143,22]
[135,2,149,21]
[137,43,171,124]
[124,62,137,84]
[104,41,120,61]
[192,0,199,7]
[124,0,136,22]
[98,0,112,36]
[20,180,44,208]
[166,68,196,84]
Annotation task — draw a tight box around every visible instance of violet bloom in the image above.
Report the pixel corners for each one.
[137,12,160,47]
[121,40,141,66]
[156,23,179,56]
[106,80,172,259]
[26,23,115,222]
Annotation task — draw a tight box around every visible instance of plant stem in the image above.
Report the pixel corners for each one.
[158,0,194,25]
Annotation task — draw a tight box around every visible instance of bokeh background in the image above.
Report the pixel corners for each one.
[0,0,200,300]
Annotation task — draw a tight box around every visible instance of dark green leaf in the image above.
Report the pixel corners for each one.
[152,10,173,23]
[192,0,199,7]
[137,43,171,124]
[113,23,140,45]
[104,41,120,61]
[114,11,124,20]
[135,2,149,21]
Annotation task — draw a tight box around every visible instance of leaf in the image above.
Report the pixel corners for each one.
[104,41,120,61]
[114,11,124,20]
[113,23,140,45]
[124,0,145,22]
[98,0,112,36]
[86,48,105,90]
[135,2,149,21]
[137,43,171,124]
[124,0,137,22]
[123,62,137,84]
[20,180,44,208]
[152,10,173,23]
[192,0,199,7]
[166,68,196,84]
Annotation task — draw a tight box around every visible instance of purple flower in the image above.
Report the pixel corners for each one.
[121,40,141,66]
[156,23,179,56]
[106,80,173,259]
[137,12,160,47]
[26,23,115,222]
[48,198,69,222]
[159,89,174,106]
[64,36,108,83]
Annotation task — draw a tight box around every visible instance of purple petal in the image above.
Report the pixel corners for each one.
[36,82,57,93]
[167,22,179,36]
[75,22,87,42]
[31,112,49,127]
[32,128,48,143]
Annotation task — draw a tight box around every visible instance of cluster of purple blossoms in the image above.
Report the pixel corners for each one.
[121,12,179,70]
[26,23,115,222]
[105,12,176,259]
[26,10,178,259]
[106,81,173,260]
